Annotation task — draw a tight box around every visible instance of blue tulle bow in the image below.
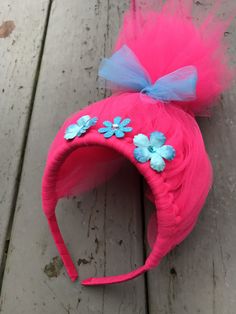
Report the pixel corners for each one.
[99,45,198,102]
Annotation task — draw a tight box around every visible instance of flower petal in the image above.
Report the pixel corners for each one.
[64,124,80,140]
[103,120,113,127]
[119,118,131,127]
[150,131,166,148]
[121,126,133,133]
[87,117,98,127]
[114,116,122,125]
[115,129,125,138]
[77,115,90,127]
[157,145,176,160]
[133,134,150,147]
[150,154,166,172]
[98,127,109,134]
[104,129,115,138]
[134,147,151,163]
[77,128,87,136]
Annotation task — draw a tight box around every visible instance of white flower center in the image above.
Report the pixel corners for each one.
[112,123,119,129]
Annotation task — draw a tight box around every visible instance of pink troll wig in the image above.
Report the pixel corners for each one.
[42,0,235,285]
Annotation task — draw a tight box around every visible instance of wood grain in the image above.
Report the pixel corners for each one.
[0,1,147,313]
[0,0,50,284]
[1,1,235,313]
[144,2,236,313]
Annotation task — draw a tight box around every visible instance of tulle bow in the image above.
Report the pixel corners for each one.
[99,45,198,102]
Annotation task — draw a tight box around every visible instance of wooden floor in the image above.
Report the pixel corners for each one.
[0,1,236,313]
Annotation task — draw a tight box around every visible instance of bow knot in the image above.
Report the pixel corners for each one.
[99,45,198,102]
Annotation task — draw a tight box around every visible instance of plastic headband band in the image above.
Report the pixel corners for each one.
[43,133,182,285]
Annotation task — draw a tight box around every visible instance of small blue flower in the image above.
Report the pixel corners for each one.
[64,115,98,140]
[133,131,175,172]
[98,116,133,139]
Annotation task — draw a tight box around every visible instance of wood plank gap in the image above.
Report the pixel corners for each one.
[103,0,111,99]
[0,0,53,297]
[140,178,150,314]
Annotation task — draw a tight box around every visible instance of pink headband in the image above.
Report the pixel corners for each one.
[42,0,234,286]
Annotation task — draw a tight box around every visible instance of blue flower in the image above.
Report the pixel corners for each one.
[98,116,132,139]
[133,131,175,172]
[64,115,98,140]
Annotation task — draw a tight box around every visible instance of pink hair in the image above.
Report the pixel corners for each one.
[42,0,235,285]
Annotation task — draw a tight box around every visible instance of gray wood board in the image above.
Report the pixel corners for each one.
[0,0,50,280]
[0,1,147,313]
[144,2,236,314]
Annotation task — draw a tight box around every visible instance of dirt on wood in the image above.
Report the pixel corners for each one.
[44,256,63,278]
[0,21,15,38]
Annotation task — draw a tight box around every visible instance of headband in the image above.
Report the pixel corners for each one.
[42,0,234,286]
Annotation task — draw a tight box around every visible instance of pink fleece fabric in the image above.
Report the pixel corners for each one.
[42,0,234,285]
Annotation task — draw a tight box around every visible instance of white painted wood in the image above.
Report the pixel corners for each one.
[0,1,147,313]
[145,1,236,313]
[0,0,50,276]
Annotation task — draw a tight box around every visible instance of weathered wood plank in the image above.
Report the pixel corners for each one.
[0,1,147,313]
[0,0,50,281]
[145,2,236,313]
